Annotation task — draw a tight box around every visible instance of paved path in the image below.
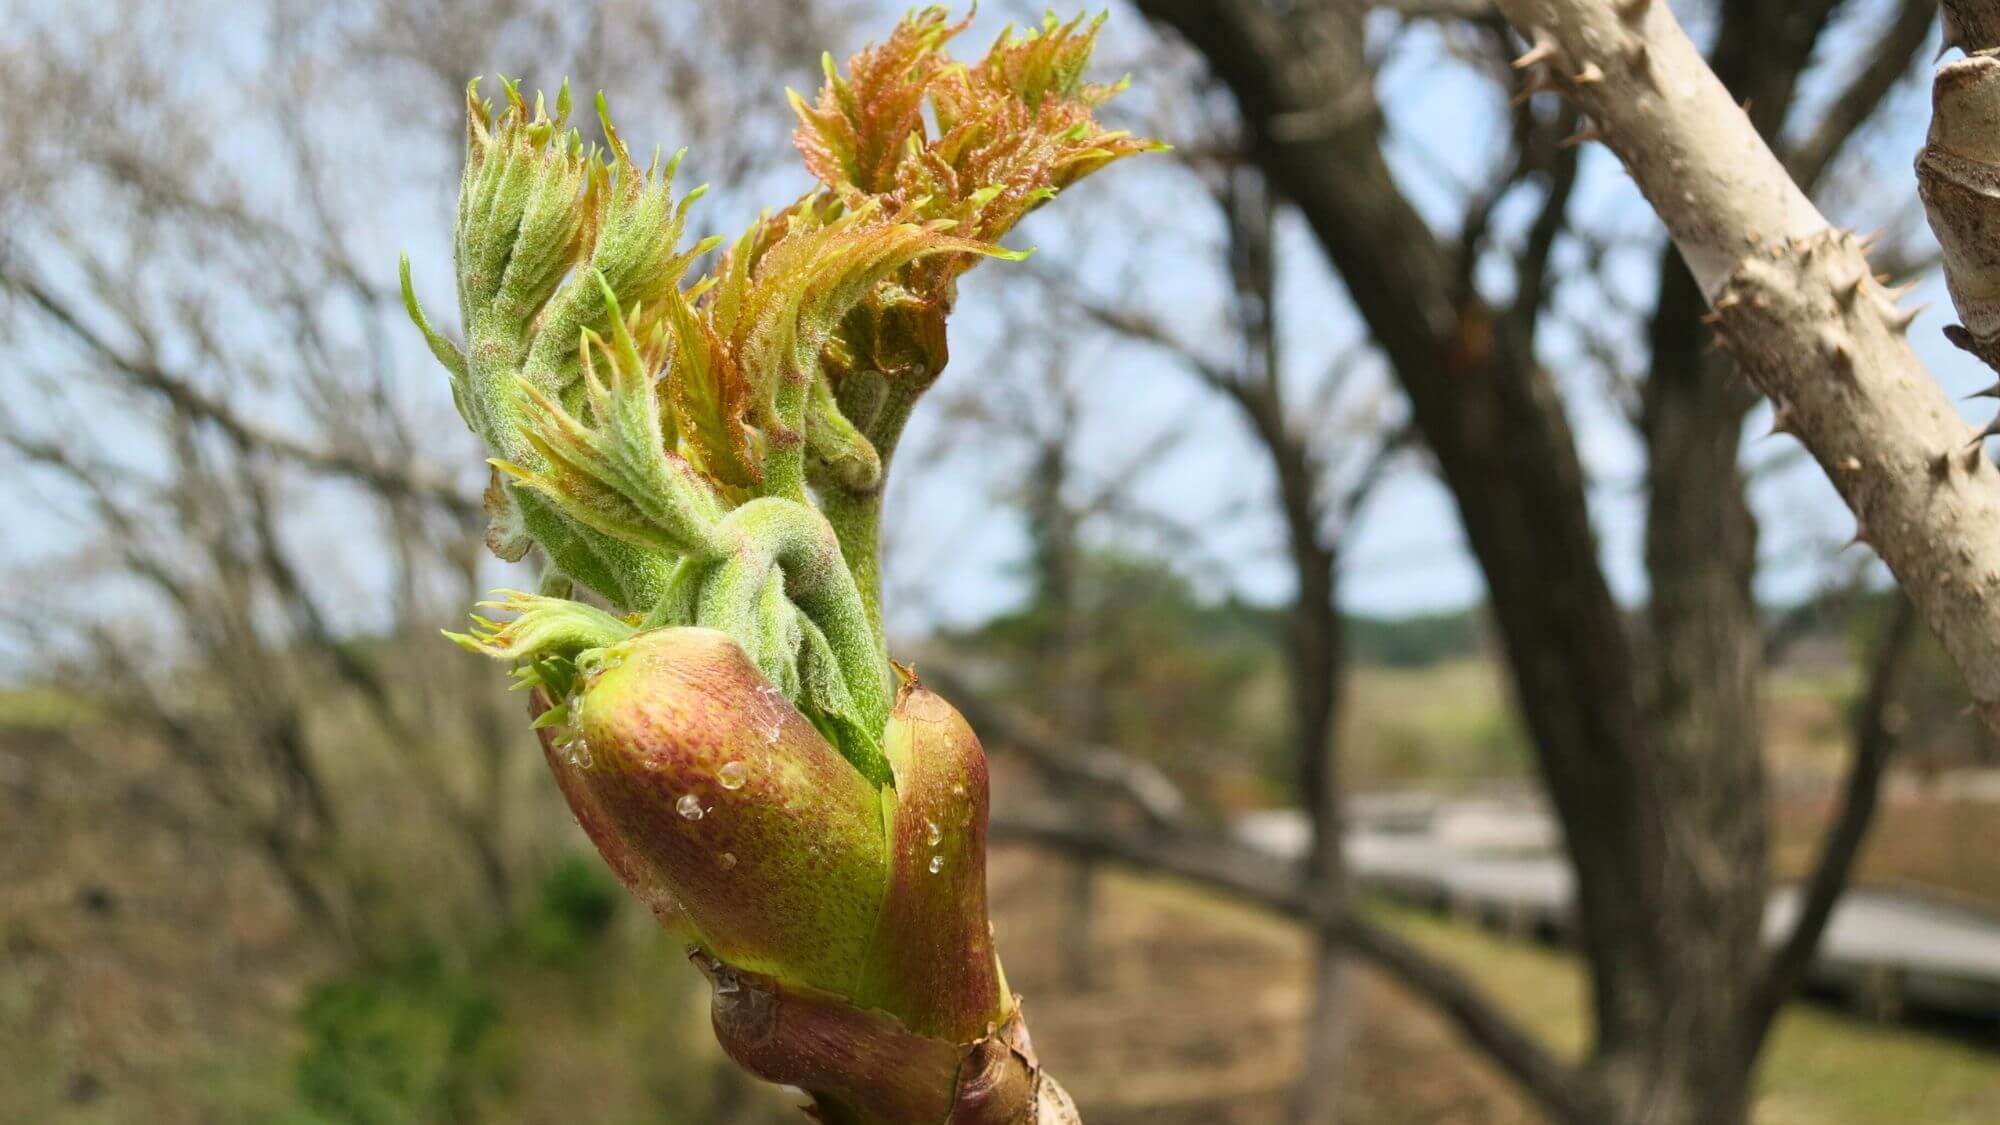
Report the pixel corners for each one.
[1238,807,2000,1021]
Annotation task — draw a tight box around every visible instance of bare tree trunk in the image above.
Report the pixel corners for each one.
[1295,933,1359,1125]
[1218,162,1362,1125]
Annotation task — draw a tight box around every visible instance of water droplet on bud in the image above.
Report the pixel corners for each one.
[925,819,942,846]
[952,783,968,798]
[928,854,944,875]
[718,851,737,870]
[754,684,786,741]
[676,794,704,821]
[718,760,748,790]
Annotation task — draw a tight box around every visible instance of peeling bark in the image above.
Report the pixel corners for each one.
[1495,0,2000,732]
[1921,10,2000,373]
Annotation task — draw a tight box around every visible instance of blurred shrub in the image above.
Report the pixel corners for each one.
[293,856,626,1123]
[1346,609,1484,669]
[511,855,623,962]
[295,949,507,1125]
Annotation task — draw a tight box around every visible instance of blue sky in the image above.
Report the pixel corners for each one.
[2,0,1976,665]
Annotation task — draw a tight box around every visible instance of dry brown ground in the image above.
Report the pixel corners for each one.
[8,708,1994,1124]
[990,846,1542,1125]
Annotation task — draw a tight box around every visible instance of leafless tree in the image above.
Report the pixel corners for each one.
[991,1,1952,1122]
[0,0,860,956]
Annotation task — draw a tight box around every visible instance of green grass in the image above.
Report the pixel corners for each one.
[1344,660,1533,786]
[0,684,93,731]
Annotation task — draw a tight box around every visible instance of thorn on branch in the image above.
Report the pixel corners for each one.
[1510,72,1552,107]
[1887,303,1927,335]
[1967,382,2000,400]
[1513,33,1558,70]
[1573,62,1604,86]
[1767,402,1796,438]
[1559,121,1602,149]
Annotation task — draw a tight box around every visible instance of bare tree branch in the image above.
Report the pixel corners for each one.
[2,266,477,517]
[1783,0,1937,192]
[1745,594,1917,1049]
[920,667,1190,830]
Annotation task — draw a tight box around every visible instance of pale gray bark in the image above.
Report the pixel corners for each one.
[1496,0,2000,732]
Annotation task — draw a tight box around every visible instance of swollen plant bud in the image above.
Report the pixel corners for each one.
[537,626,888,994]
[853,675,1005,1043]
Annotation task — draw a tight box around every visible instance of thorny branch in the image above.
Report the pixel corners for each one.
[1496,0,2000,731]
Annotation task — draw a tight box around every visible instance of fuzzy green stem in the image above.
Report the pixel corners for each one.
[697,498,891,782]
[817,486,888,650]
[763,368,814,504]
[816,384,920,649]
